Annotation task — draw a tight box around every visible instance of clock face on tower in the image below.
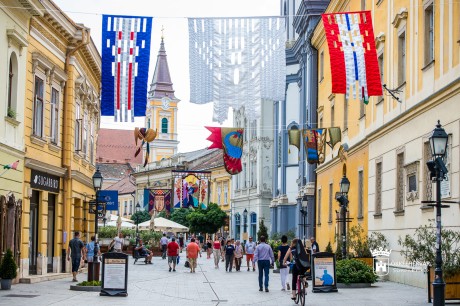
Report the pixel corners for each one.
[161,97,170,110]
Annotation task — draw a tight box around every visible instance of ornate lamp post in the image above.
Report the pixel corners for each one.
[429,121,448,306]
[92,167,103,249]
[135,202,141,239]
[300,199,308,245]
[336,174,350,259]
[243,208,248,243]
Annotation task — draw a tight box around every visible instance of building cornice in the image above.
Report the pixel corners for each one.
[0,143,25,159]
[25,158,66,177]
[71,170,93,188]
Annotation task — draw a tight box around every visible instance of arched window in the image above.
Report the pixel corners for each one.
[161,118,168,133]
[235,213,241,240]
[7,53,18,118]
[250,213,257,237]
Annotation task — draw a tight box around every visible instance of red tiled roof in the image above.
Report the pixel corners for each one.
[97,128,142,165]
[105,175,136,195]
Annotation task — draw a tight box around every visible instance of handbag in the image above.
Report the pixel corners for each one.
[184,260,190,268]
[177,256,180,264]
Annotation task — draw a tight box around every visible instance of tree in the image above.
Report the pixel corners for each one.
[187,203,227,234]
[170,208,191,228]
[0,249,17,279]
[257,219,268,242]
[130,210,151,224]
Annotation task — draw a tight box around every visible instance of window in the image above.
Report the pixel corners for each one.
[33,76,44,137]
[147,118,150,129]
[50,88,59,144]
[328,183,333,223]
[331,105,335,127]
[82,111,88,156]
[317,189,322,225]
[358,170,364,219]
[161,118,168,133]
[343,98,348,130]
[320,51,324,81]
[235,213,241,240]
[90,122,94,164]
[378,53,384,102]
[124,201,127,215]
[217,185,222,205]
[250,212,257,237]
[251,161,257,187]
[8,59,13,111]
[398,32,406,85]
[375,161,382,216]
[75,102,81,151]
[7,53,18,118]
[224,183,228,204]
[396,152,404,212]
[424,3,434,65]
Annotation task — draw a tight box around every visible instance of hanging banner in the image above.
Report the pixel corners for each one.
[172,171,211,209]
[188,17,286,123]
[206,127,244,175]
[101,15,153,122]
[145,189,171,214]
[322,11,382,102]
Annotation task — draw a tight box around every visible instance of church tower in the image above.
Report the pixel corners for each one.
[145,35,180,162]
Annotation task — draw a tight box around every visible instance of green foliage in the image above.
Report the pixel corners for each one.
[348,224,372,257]
[170,208,191,228]
[77,280,101,286]
[0,249,17,279]
[157,210,168,218]
[325,241,333,253]
[187,203,226,234]
[7,107,16,119]
[336,259,378,284]
[140,231,162,245]
[268,240,282,253]
[368,231,390,253]
[270,229,295,242]
[121,228,136,238]
[398,224,460,278]
[270,232,281,241]
[131,210,151,223]
[98,226,118,238]
[257,219,268,242]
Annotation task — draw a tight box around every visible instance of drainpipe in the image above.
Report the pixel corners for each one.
[61,26,90,270]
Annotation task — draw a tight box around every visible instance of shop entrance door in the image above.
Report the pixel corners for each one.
[29,190,39,275]
[47,194,55,273]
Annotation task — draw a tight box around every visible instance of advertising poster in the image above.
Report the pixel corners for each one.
[103,258,126,289]
[314,257,335,286]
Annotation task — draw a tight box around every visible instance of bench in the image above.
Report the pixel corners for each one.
[133,248,148,264]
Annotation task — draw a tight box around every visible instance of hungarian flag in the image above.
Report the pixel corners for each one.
[322,11,382,102]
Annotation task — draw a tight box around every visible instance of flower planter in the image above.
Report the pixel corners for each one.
[1,279,12,290]
[70,285,101,292]
[427,266,460,302]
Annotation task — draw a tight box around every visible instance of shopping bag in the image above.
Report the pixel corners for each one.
[177,255,180,264]
[184,260,190,268]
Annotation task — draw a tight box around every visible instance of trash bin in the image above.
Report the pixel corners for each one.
[87,261,100,282]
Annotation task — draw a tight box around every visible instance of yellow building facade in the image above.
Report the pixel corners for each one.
[21,0,100,278]
[210,161,232,235]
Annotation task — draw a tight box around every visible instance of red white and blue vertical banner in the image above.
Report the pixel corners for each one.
[101,15,152,122]
[322,11,382,102]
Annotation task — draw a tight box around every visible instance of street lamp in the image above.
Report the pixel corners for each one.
[300,199,308,245]
[135,202,141,241]
[336,174,350,259]
[243,208,248,242]
[92,167,103,249]
[429,120,448,306]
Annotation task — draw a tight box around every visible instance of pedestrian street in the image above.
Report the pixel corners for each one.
[0,253,429,306]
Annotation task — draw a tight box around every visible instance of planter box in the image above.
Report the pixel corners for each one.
[70,285,101,292]
[337,282,372,289]
[428,266,460,302]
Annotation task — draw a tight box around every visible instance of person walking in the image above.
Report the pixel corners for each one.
[67,231,86,282]
[224,240,235,272]
[310,237,320,254]
[160,233,168,259]
[179,234,184,253]
[212,237,221,268]
[277,235,290,291]
[245,236,256,271]
[186,238,200,273]
[85,235,100,263]
[206,238,212,259]
[167,237,180,272]
[234,240,243,271]
[110,233,124,253]
[254,236,274,292]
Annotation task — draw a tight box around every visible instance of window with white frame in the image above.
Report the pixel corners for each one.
[129,200,133,215]
[378,52,384,102]
[75,102,81,151]
[217,185,222,205]
[424,2,434,65]
[50,88,59,144]
[235,213,241,240]
[82,110,88,156]
[398,31,406,85]
[7,54,18,116]
[90,122,94,164]
[224,183,228,204]
[395,152,405,212]
[161,118,168,133]
[33,76,44,137]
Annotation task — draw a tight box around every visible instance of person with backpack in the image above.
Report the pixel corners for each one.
[86,235,100,262]
[282,238,310,300]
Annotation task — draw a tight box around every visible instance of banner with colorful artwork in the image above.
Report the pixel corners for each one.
[101,15,153,121]
[145,189,171,214]
[172,171,211,209]
[206,127,244,175]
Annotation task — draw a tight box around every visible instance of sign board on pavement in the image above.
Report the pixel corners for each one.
[311,252,338,293]
[100,252,128,297]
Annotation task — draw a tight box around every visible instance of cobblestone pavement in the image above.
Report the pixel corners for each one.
[0,254,429,306]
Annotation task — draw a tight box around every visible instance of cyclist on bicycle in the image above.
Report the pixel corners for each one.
[282,238,310,300]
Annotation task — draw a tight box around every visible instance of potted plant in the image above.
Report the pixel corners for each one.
[7,107,16,119]
[0,249,18,290]
[336,258,378,288]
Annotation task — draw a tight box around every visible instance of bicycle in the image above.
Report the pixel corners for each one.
[295,271,309,306]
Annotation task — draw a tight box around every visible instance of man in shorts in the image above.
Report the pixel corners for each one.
[245,236,256,271]
[160,233,168,259]
[67,231,86,282]
[186,238,200,273]
[167,237,180,272]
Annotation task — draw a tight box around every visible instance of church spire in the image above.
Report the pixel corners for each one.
[148,35,176,100]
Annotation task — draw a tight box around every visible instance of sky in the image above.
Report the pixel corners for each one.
[53,0,281,152]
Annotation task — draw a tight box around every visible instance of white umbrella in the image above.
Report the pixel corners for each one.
[105,220,135,228]
[138,217,189,233]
